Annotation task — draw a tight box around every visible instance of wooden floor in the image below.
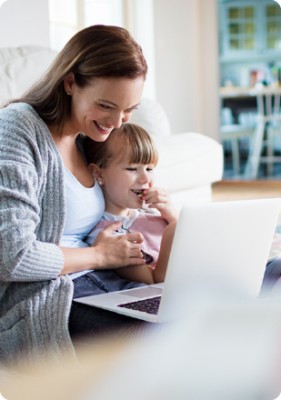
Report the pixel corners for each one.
[212,180,281,202]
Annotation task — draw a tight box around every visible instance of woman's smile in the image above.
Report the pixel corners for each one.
[93,120,114,135]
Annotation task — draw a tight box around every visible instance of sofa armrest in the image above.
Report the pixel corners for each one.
[153,132,223,193]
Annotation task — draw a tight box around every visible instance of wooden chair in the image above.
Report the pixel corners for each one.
[221,108,254,177]
[244,87,281,179]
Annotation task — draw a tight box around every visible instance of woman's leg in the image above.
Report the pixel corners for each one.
[68,270,149,341]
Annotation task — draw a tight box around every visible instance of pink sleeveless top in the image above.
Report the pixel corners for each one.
[91,211,168,269]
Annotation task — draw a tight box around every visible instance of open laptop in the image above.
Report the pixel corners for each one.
[75,198,281,323]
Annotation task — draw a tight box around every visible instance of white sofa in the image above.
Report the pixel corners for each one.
[0,45,223,208]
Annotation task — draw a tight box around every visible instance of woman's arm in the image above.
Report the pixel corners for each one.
[0,106,145,281]
[0,106,66,282]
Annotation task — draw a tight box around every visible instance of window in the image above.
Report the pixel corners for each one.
[266,3,281,50]
[49,0,79,51]
[48,0,156,98]
[48,0,124,51]
[83,0,123,27]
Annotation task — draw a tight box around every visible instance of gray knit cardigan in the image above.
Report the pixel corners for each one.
[0,103,75,366]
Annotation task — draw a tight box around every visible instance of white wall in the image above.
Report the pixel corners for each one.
[0,0,50,47]
[153,0,220,140]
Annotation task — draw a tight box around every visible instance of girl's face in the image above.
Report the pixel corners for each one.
[95,153,155,216]
[63,75,144,141]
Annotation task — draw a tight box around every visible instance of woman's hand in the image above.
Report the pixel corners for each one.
[142,185,179,223]
[92,221,145,269]
[59,221,144,275]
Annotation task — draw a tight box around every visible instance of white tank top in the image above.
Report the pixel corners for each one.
[61,167,105,247]
[60,168,105,279]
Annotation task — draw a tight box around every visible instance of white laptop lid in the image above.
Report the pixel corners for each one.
[159,198,281,321]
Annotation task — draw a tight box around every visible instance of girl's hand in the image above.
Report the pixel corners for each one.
[141,184,179,223]
[93,221,145,268]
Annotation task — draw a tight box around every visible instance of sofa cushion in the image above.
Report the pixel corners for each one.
[130,97,171,136]
[0,46,57,105]
[153,132,223,192]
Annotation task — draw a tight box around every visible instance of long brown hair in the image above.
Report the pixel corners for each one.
[84,123,158,168]
[12,25,147,133]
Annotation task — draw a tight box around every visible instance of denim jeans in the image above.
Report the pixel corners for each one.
[69,270,148,340]
[260,256,281,295]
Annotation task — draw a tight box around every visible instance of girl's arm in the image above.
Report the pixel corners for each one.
[115,222,176,285]
[152,222,176,283]
[115,264,155,285]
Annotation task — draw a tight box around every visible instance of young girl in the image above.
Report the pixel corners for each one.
[84,123,179,284]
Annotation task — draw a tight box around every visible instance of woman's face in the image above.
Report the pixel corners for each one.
[64,75,144,141]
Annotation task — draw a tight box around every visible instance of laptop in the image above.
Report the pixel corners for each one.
[74,198,281,323]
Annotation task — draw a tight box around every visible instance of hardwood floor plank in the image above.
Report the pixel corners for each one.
[212,180,281,202]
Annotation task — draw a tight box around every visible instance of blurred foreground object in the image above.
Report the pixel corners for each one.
[1,286,281,400]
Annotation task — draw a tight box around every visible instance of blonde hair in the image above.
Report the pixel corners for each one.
[84,123,158,168]
[10,25,147,134]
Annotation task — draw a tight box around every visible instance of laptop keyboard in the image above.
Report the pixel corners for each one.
[118,296,161,315]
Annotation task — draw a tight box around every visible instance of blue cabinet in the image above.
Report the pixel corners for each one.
[219,0,281,61]
[219,0,281,87]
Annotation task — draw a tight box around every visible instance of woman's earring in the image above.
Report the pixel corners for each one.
[66,91,71,95]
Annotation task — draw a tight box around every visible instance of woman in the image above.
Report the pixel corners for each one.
[0,25,148,365]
